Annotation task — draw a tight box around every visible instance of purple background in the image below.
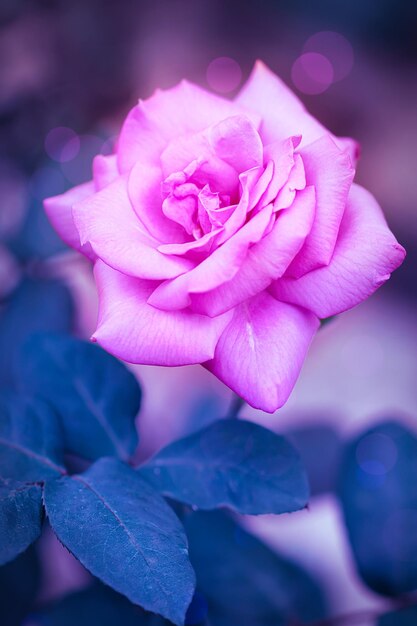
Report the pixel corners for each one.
[0,1,416,623]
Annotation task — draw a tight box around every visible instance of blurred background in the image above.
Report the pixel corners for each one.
[0,1,416,625]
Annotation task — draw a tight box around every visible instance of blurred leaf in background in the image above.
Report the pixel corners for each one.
[379,605,417,625]
[30,583,167,626]
[338,421,417,596]
[0,278,73,388]
[285,422,343,496]
[0,546,41,626]
[185,510,326,625]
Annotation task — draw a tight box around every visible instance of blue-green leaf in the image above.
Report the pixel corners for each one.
[0,478,43,565]
[379,606,417,625]
[0,393,65,481]
[0,547,41,626]
[19,333,141,461]
[185,510,326,626]
[31,584,163,626]
[44,458,195,625]
[0,278,73,389]
[285,424,343,495]
[140,419,309,515]
[338,421,417,595]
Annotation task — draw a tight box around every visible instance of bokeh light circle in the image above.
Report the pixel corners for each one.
[303,31,354,82]
[291,52,334,95]
[206,57,242,94]
[45,127,81,163]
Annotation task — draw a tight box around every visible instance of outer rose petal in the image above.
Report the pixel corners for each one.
[93,154,119,191]
[73,176,193,280]
[236,60,359,161]
[148,203,274,311]
[43,182,95,260]
[286,135,355,277]
[117,81,259,172]
[93,260,233,366]
[271,184,406,318]
[190,186,316,317]
[205,292,320,413]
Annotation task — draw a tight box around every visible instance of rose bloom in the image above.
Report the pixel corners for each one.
[45,61,405,412]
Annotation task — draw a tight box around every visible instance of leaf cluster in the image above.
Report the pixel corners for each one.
[0,333,310,625]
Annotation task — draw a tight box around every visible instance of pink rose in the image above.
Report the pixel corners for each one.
[45,61,405,412]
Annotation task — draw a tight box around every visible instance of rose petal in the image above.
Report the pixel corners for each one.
[162,185,199,236]
[248,160,274,211]
[158,227,223,257]
[128,161,188,244]
[198,185,231,232]
[214,167,259,246]
[117,81,258,172]
[258,136,300,208]
[286,135,355,277]
[161,133,240,196]
[93,260,232,366]
[205,292,320,412]
[148,203,274,311]
[209,115,263,172]
[271,183,406,317]
[93,154,119,191]
[73,176,193,280]
[236,60,358,160]
[44,182,95,259]
[190,186,316,316]
[273,153,307,211]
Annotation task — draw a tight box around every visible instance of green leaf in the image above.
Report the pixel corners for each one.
[0,547,41,626]
[44,458,195,625]
[0,393,65,481]
[31,584,165,626]
[0,278,73,389]
[0,478,43,565]
[379,606,417,625]
[19,333,141,461]
[185,510,326,625]
[140,419,309,515]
